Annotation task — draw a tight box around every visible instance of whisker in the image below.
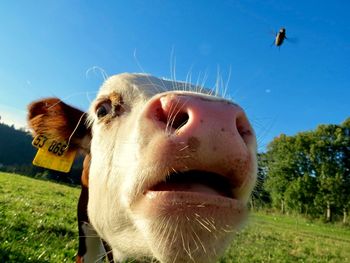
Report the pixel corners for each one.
[133,49,164,94]
[65,112,86,150]
[86,66,109,80]
[195,218,212,233]
[178,145,190,152]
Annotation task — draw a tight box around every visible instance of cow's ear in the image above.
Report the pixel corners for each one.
[27,98,91,153]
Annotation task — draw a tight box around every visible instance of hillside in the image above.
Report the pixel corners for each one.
[0,123,35,166]
[1,172,350,262]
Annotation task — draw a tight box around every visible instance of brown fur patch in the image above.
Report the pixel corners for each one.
[81,154,91,187]
[27,98,91,151]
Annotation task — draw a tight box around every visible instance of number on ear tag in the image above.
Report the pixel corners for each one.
[32,135,77,173]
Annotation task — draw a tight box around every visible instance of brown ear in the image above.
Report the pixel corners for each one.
[27,98,91,153]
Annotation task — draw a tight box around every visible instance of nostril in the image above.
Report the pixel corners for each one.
[155,104,189,131]
[170,111,189,130]
[236,114,253,145]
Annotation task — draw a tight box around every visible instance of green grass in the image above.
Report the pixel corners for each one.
[1,172,350,263]
[221,213,350,263]
[0,172,80,262]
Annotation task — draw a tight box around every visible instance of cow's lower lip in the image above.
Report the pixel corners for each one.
[133,171,245,217]
[145,190,242,206]
[134,190,246,217]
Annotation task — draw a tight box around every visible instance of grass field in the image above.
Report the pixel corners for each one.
[1,172,350,263]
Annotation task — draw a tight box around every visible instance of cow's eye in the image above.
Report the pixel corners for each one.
[96,101,112,118]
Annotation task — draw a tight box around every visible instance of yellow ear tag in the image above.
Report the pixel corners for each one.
[32,134,77,173]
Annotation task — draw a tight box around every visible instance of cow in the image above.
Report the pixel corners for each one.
[27,73,257,263]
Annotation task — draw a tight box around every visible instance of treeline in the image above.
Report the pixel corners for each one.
[0,122,83,185]
[253,117,350,223]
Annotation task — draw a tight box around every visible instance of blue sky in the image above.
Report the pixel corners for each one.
[0,0,349,151]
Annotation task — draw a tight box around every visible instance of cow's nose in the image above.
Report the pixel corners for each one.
[146,93,253,146]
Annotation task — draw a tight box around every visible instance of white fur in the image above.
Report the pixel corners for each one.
[87,73,257,263]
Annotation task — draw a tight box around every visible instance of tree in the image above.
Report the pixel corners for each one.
[250,153,271,210]
[264,117,350,221]
[284,175,318,216]
[340,118,350,223]
[264,134,300,213]
[310,123,349,221]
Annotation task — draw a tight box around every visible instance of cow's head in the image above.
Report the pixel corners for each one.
[28,73,257,263]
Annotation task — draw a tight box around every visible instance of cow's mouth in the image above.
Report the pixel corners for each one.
[148,170,234,199]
